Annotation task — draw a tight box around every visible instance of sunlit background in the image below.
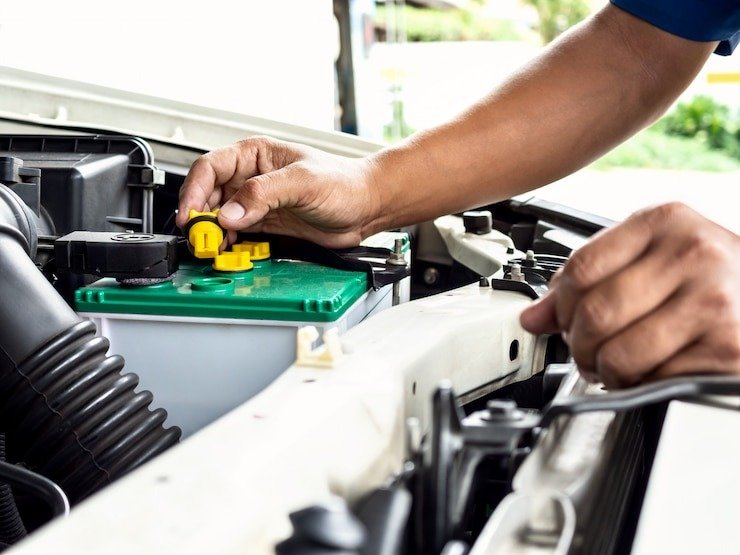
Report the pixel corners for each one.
[1,0,737,229]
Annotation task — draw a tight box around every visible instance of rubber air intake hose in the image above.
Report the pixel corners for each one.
[0,183,181,505]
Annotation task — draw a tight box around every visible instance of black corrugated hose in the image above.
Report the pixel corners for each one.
[0,181,181,537]
[0,321,182,504]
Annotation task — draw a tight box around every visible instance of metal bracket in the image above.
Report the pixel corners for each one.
[0,156,42,216]
[421,367,740,552]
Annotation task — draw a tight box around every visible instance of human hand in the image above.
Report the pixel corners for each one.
[520,202,740,388]
[177,137,381,249]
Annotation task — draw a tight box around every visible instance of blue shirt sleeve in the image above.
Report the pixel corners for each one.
[610,0,740,56]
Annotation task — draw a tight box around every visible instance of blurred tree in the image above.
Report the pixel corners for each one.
[658,95,740,159]
[522,0,590,43]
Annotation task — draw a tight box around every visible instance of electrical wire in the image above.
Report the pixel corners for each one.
[540,374,740,429]
[0,461,69,519]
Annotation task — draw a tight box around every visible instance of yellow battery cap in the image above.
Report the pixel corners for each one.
[187,209,224,259]
[212,250,254,273]
[232,241,271,261]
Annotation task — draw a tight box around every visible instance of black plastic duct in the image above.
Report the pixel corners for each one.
[0,183,181,507]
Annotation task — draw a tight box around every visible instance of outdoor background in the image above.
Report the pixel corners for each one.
[0,0,737,230]
[355,0,739,231]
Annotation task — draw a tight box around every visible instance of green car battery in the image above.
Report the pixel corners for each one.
[75,232,410,437]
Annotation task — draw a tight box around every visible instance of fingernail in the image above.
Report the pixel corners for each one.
[219,203,245,221]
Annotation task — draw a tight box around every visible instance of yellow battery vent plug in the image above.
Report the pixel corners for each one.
[186,209,224,259]
[185,211,271,273]
[213,250,254,272]
[232,241,271,261]
[214,241,271,272]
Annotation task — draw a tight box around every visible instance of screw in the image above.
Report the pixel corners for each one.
[423,267,440,285]
[385,238,407,306]
[386,238,406,266]
[510,263,525,282]
[487,399,517,414]
[395,240,403,306]
[483,399,523,422]
[522,249,537,268]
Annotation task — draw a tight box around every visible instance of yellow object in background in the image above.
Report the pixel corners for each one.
[212,250,254,273]
[233,241,271,261]
[707,72,740,84]
[187,209,224,259]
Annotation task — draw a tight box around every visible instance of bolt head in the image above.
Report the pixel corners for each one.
[486,399,517,414]
[423,267,440,285]
[483,399,523,422]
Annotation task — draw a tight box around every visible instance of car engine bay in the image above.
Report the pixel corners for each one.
[0,131,738,555]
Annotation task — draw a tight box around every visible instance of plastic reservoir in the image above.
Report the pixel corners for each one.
[75,235,409,437]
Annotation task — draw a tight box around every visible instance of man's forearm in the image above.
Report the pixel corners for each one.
[365,4,717,234]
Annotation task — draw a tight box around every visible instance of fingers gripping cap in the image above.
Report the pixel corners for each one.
[186,209,224,259]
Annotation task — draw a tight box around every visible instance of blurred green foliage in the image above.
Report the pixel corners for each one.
[591,129,740,172]
[521,0,590,43]
[657,95,740,159]
[384,86,416,143]
[375,5,522,42]
[594,97,740,171]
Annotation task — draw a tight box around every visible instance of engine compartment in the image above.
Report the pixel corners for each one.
[3,132,726,554]
[0,133,572,546]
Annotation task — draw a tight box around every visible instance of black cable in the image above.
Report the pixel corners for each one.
[0,434,26,546]
[539,375,740,429]
[0,461,69,519]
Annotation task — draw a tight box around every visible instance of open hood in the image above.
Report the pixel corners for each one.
[0,65,382,165]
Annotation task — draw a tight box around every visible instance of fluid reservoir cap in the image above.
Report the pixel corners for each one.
[462,210,493,235]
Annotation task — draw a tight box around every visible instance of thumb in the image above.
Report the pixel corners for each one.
[519,290,560,334]
[217,167,296,231]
